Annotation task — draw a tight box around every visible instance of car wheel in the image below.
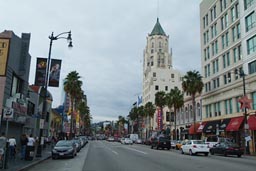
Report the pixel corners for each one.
[237,154,241,158]
[151,145,153,149]
[205,153,209,156]
[181,149,184,154]
[52,156,56,160]
[210,150,214,155]
[167,147,170,150]
[189,149,193,156]
[156,146,159,150]
[224,152,227,157]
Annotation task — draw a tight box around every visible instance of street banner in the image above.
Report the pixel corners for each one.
[35,58,47,86]
[49,59,62,87]
[3,107,14,119]
[0,39,10,76]
[157,108,162,130]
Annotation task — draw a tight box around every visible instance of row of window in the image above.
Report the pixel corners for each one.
[205,91,256,118]
[204,45,242,78]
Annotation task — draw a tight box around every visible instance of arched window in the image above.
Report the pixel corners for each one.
[197,103,201,116]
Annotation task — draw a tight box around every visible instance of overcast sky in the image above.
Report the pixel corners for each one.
[1,0,202,123]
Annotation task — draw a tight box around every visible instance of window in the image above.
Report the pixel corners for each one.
[153,72,156,77]
[207,47,210,59]
[231,3,239,22]
[233,47,238,63]
[249,60,256,74]
[247,35,256,54]
[215,40,218,54]
[224,100,228,114]
[171,74,174,78]
[11,75,22,96]
[237,23,241,39]
[236,96,241,112]
[232,26,237,42]
[151,49,154,53]
[252,92,256,110]
[227,51,230,66]
[245,12,256,32]
[225,32,229,47]
[165,86,168,91]
[223,54,226,68]
[238,45,242,60]
[203,17,206,29]
[244,0,255,10]
[220,0,227,12]
[155,85,159,90]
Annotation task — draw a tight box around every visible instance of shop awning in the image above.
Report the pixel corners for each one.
[203,120,220,133]
[226,116,244,132]
[197,122,207,133]
[189,123,200,135]
[219,118,231,132]
[248,115,256,130]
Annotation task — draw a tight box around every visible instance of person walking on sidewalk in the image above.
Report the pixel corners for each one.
[25,134,35,160]
[20,134,28,160]
[8,136,16,160]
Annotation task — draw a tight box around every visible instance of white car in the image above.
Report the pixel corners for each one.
[135,139,142,144]
[123,138,133,145]
[181,140,209,156]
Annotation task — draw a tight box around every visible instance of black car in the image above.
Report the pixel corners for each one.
[210,142,243,157]
[52,140,77,159]
[151,136,170,150]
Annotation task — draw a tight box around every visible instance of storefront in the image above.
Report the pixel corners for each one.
[248,115,256,154]
[188,123,200,139]
[203,120,220,135]
[226,116,244,146]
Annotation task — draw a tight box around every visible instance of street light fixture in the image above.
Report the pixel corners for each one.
[36,31,72,157]
[237,69,250,155]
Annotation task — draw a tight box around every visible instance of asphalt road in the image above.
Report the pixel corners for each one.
[83,141,256,171]
[25,141,256,171]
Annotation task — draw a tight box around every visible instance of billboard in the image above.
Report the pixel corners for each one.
[34,58,47,86]
[0,39,10,76]
[49,59,62,87]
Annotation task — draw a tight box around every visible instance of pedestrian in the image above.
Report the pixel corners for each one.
[20,134,28,160]
[8,136,16,160]
[25,134,35,160]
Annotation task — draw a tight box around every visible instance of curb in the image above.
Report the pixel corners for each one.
[18,155,52,171]
[81,142,90,171]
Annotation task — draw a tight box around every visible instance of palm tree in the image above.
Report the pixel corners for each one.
[144,102,156,138]
[64,71,83,139]
[117,115,127,136]
[182,70,203,138]
[166,87,184,140]
[78,100,91,135]
[155,91,166,130]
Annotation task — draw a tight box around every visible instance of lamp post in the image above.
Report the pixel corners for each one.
[36,31,72,157]
[239,70,250,155]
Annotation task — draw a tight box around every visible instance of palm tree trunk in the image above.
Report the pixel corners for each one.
[174,108,177,141]
[69,98,74,139]
[192,94,196,139]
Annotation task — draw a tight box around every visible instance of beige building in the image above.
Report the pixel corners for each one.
[142,18,183,138]
[200,0,256,154]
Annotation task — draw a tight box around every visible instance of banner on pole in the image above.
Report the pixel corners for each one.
[49,59,62,87]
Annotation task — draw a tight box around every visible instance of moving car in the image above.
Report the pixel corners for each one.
[151,136,170,150]
[52,140,77,159]
[181,140,209,156]
[209,142,243,157]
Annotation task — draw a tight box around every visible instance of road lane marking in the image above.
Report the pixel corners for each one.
[123,146,148,155]
[99,141,119,155]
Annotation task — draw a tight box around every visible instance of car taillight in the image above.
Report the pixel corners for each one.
[227,147,234,150]
[193,145,197,148]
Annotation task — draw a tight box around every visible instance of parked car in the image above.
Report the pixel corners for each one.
[52,140,77,159]
[144,137,153,145]
[151,136,170,150]
[205,135,232,148]
[107,137,115,142]
[210,142,243,157]
[135,139,142,144]
[181,140,209,156]
[72,139,82,152]
[123,138,133,145]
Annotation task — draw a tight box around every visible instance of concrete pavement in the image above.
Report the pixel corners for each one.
[3,145,52,171]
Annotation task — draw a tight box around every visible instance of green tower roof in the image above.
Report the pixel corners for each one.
[150,18,166,36]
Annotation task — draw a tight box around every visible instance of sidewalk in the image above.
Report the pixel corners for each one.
[3,145,52,171]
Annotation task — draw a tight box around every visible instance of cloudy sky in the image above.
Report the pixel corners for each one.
[1,0,202,123]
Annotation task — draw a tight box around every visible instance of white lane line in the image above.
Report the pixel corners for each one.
[123,146,148,155]
[99,141,118,155]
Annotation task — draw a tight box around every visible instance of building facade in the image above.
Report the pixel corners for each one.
[142,18,183,138]
[200,0,256,154]
[0,30,31,141]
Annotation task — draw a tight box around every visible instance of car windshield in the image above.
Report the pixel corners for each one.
[55,141,72,147]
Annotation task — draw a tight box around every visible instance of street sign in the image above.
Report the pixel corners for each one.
[39,119,44,129]
[3,107,14,119]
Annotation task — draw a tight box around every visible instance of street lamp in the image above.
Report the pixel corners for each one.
[36,31,72,157]
[238,69,250,155]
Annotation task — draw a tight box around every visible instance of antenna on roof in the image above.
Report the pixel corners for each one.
[157,0,160,19]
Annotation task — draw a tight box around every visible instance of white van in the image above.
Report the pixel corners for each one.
[205,135,232,148]
[128,134,139,143]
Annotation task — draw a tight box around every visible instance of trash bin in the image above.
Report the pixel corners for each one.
[25,146,35,161]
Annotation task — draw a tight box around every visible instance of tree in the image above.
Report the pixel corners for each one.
[144,102,156,137]
[182,70,203,138]
[64,71,83,138]
[155,91,166,130]
[78,100,91,135]
[166,87,184,140]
